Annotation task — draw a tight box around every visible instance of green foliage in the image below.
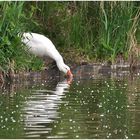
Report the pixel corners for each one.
[0,1,140,76]
[98,2,135,61]
[0,1,43,74]
[27,1,140,62]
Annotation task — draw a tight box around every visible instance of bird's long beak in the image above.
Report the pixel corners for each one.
[66,70,73,84]
[67,70,73,78]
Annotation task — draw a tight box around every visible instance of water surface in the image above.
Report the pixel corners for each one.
[0,66,140,139]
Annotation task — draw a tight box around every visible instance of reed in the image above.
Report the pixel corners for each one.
[0,1,43,78]
[97,1,136,62]
[31,1,140,62]
[0,1,140,79]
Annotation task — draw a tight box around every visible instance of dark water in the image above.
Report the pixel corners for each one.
[0,66,140,139]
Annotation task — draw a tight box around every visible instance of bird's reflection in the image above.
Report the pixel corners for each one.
[23,78,72,138]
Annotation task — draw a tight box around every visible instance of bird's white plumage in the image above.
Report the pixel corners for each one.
[22,33,61,60]
[21,33,71,75]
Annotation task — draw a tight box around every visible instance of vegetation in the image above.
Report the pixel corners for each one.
[0,1,44,78]
[0,1,140,80]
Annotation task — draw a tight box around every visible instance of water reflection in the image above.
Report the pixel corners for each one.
[23,78,72,138]
[1,66,140,139]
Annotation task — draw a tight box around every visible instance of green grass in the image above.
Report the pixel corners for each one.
[0,1,43,76]
[0,1,140,79]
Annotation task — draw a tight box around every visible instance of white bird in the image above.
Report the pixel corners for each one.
[21,33,73,77]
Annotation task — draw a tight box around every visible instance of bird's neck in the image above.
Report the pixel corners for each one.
[50,50,65,72]
[56,58,64,70]
[55,56,66,73]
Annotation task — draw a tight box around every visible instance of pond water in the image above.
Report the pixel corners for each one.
[0,65,140,139]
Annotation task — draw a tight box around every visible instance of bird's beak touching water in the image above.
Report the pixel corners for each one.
[67,70,73,78]
[66,70,73,84]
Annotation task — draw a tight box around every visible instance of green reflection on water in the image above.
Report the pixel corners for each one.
[0,75,140,139]
[0,85,29,138]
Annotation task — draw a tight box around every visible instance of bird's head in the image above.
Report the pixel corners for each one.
[63,64,73,78]
[58,63,73,78]
[60,64,73,84]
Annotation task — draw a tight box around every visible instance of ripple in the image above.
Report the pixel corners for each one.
[1,71,140,139]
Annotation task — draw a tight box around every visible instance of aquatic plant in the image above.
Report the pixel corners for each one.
[0,1,43,80]
[28,1,140,62]
[0,1,140,82]
[97,2,139,62]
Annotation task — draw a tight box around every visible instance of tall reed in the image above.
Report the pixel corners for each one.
[98,1,136,62]
[0,1,43,78]
[0,1,140,78]
[28,1,140,62]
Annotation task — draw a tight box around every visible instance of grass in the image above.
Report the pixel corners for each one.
[0,1,140,81]
[0,1,43,78]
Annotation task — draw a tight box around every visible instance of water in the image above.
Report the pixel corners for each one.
[0,66,140,139]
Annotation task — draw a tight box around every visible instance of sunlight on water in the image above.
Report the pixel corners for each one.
[0,66,140,138]
[23,79,70,138]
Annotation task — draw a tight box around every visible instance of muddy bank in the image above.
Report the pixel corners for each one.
[0,62,140,85]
